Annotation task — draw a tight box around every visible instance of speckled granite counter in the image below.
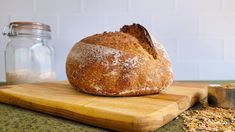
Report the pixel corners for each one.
[0,81,232,132]
[0,102,188,132]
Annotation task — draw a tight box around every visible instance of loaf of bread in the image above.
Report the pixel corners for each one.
[66,24,173,96]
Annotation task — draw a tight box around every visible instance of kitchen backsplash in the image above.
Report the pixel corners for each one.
[1,0,235,81]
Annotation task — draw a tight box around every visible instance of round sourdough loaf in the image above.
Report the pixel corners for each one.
[66,24,173,96]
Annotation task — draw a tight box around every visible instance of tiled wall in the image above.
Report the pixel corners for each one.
[1,0,235,81]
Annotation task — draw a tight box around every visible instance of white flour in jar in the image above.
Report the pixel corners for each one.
[6,69,56,84]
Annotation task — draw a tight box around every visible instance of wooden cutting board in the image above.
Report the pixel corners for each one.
[0,81,208,132]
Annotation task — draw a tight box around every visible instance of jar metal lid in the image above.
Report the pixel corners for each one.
[9,21,51,32]
[3,21,51,37]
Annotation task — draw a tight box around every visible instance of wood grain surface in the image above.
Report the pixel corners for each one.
[0,81,208,132]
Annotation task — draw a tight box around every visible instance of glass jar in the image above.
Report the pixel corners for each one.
[3,22,56,84]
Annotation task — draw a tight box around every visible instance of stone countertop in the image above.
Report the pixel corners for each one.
[0,102,187,132]
[0,81,233,132]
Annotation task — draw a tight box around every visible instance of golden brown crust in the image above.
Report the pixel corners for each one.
[80,32,153,59]
[66,24,173,96]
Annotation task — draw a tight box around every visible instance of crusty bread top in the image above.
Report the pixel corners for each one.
[80,32,153,59]
[121,24,171,67]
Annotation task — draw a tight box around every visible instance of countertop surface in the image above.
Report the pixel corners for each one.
[0,81,233,132]
[0,103,188,132]
[0,103,108,132]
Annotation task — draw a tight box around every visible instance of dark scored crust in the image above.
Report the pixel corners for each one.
[66,24,173,96]
[120,23,172,69]
[120,23,158,59]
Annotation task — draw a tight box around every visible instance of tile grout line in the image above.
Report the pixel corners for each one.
[56,16,60,40]
[127,0,131,15]
[33,0,37,14]
[221,39,225,62]
[80,0,85,14]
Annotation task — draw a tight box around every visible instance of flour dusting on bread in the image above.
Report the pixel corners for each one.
[69,42,142,71]
[69,42,123,69]
[123,56,139,69]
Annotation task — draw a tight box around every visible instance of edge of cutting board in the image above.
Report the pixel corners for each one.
[0,81,208,132]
